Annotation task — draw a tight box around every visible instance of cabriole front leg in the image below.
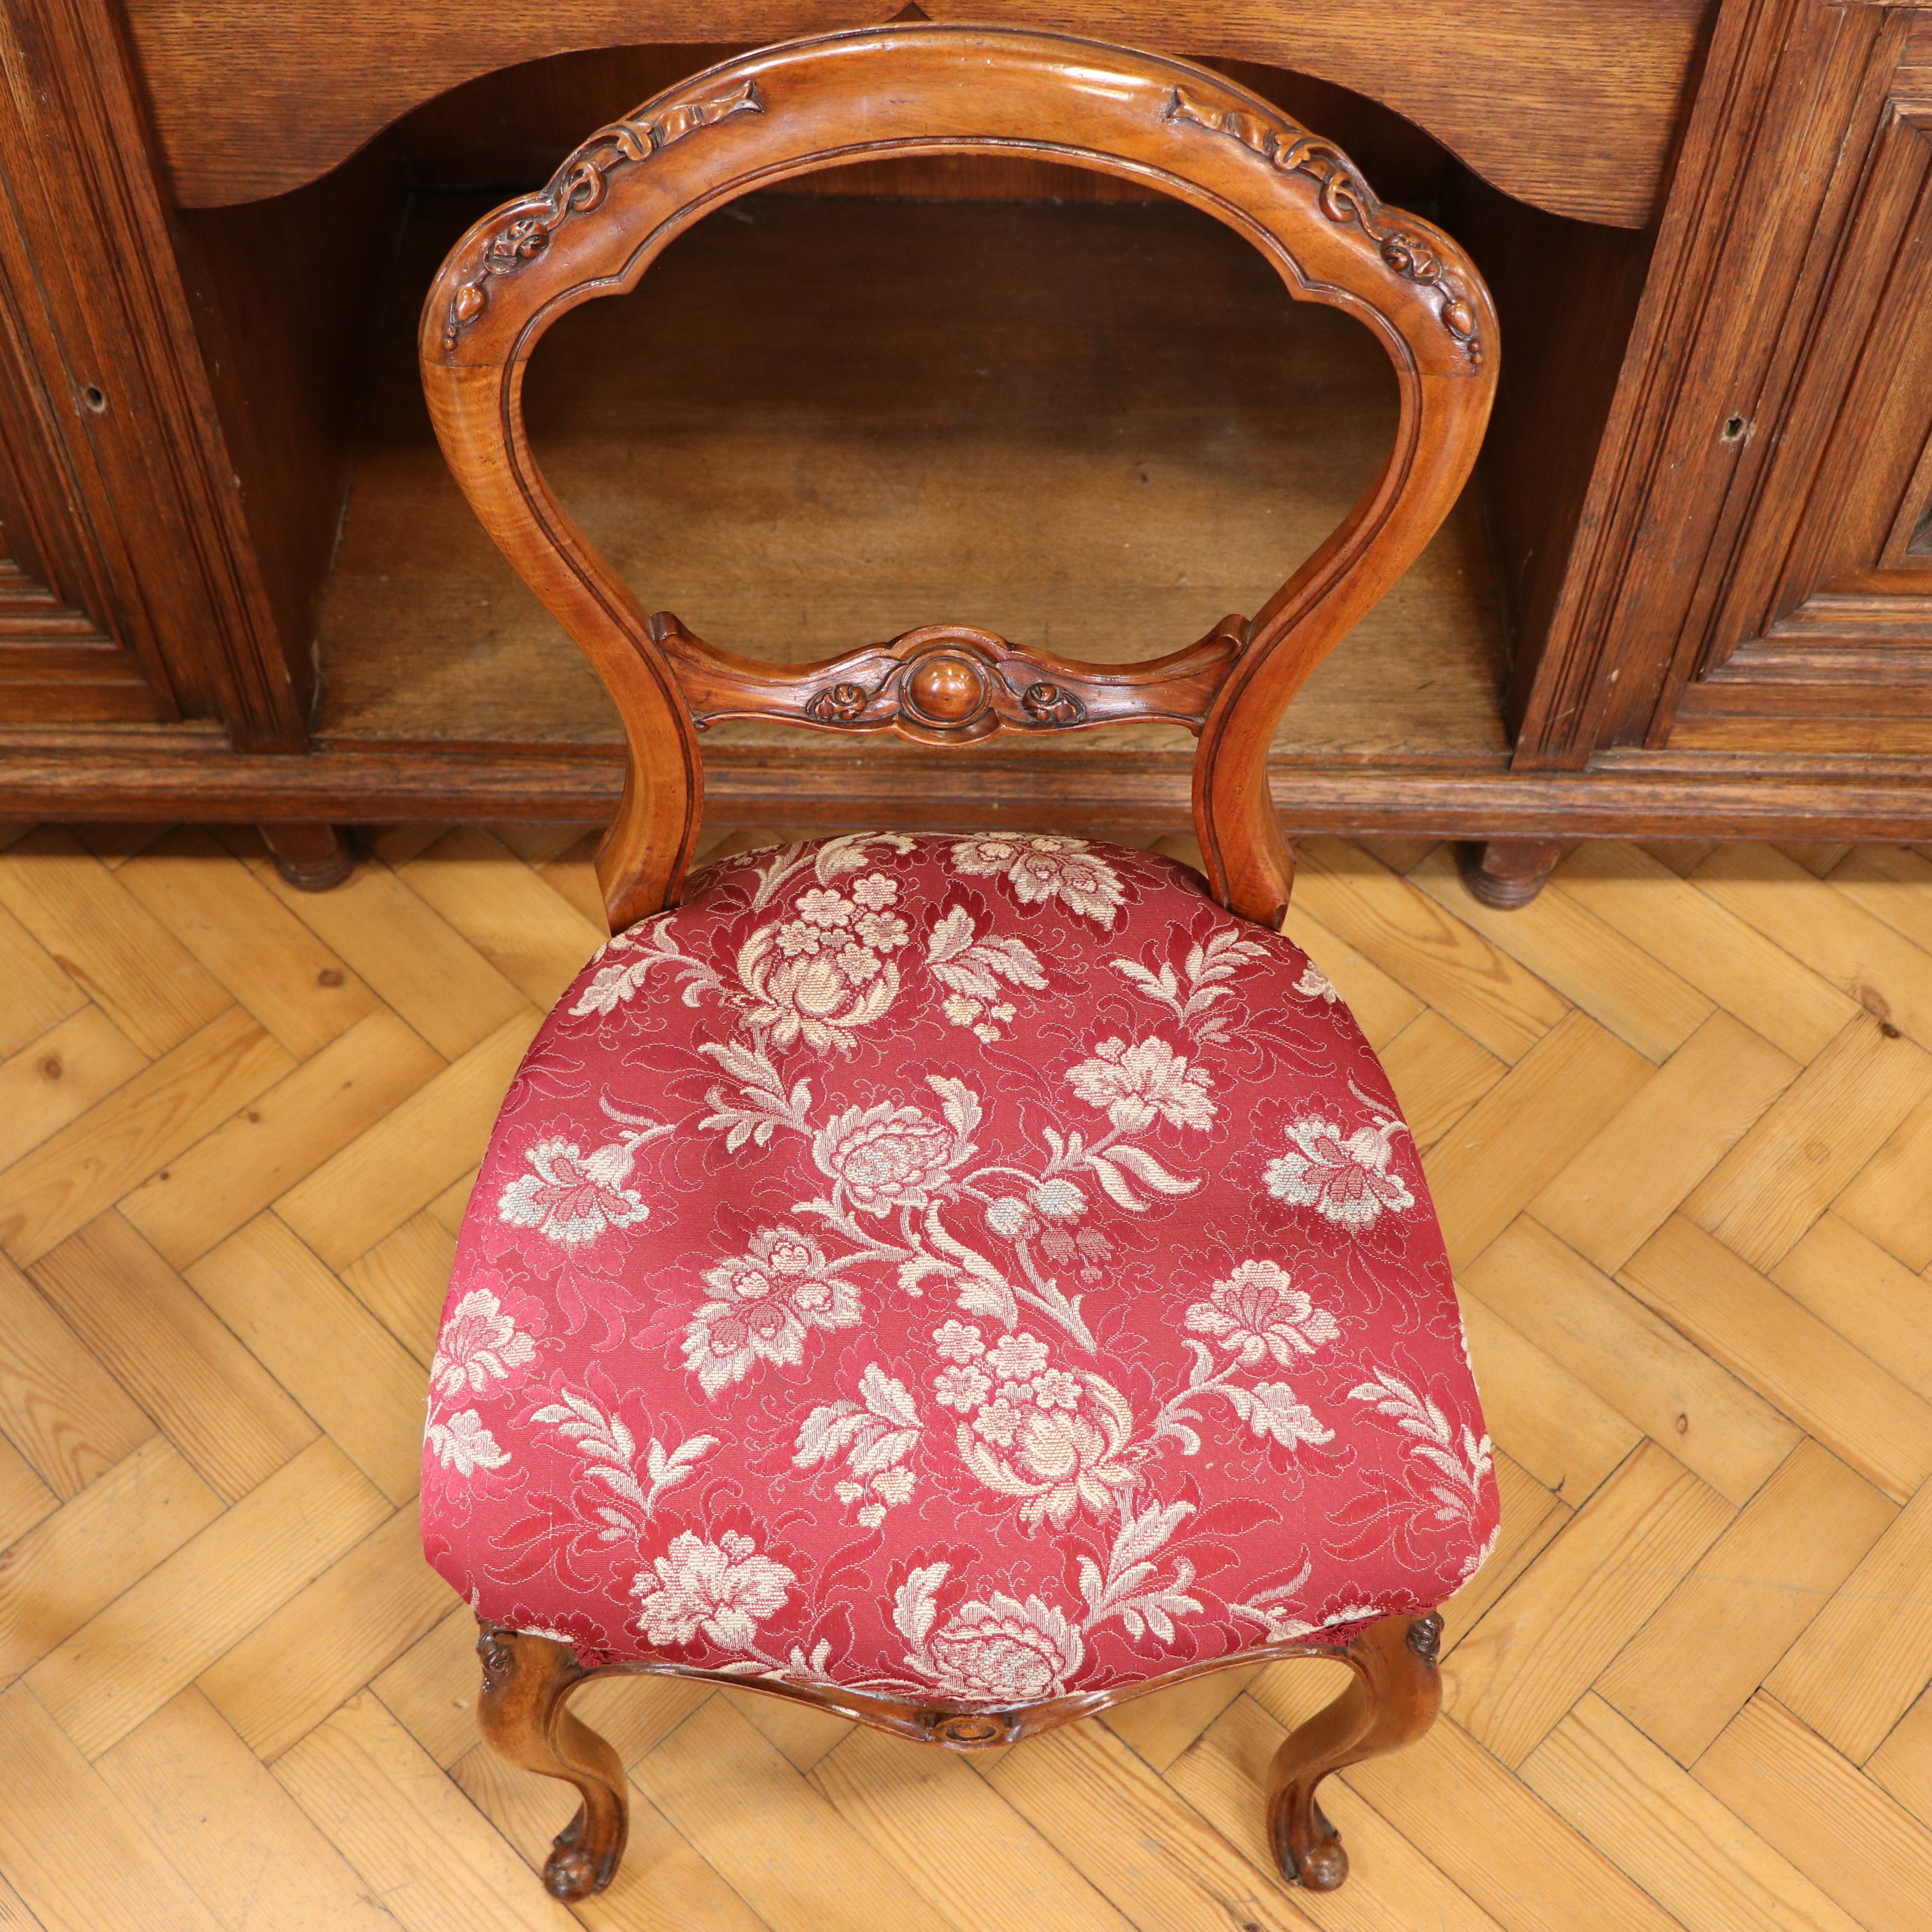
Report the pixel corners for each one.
[1266,1611,1443,1890]
[476,1621,629,1900]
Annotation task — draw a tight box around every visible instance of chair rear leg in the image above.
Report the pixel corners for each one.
[477,1621,629,1900]
[1266,1611,1442,1890]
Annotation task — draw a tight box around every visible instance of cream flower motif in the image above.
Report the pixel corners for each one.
[1293,960,1341,1003]
[430,1288,538,1398]
[1030,1368,1082,1411]
[984,1197,1038,1241]
[1265,1113,1415,1229]
[813,1101,962,1214]
[971,1397,1023,1448]
[738,920,899,1052]
[854,910,909,951]
[1030,1178,1085,1221]
[682,1227,860,1395]
[1066,1036,1214,1134]
[776,921,825,958]
[797,888,854,928]
[873,1468,916,1506]
[958,1369,1138,1527]
[425,1408,509,1477]
[497,1135,649,1248]
[932,1321,985,1364]
[851,874,899,911]
[926,1593,1085,1702]
[1185,1259,1341,1369]
[948,833,1127,929]
[631,1530,795,1649]
[986,1332,1051,1378]
[934,1364,992,1412]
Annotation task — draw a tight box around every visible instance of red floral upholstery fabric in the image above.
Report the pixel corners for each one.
[423,834,1497,1708]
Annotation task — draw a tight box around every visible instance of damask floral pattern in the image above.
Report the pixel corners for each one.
[423,835,1496,1708]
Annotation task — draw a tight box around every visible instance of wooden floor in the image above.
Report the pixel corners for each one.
[3,819,1932,1932]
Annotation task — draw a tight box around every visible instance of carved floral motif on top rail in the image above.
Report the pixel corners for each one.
[1164,87,1484,367]
[440,80,765,349]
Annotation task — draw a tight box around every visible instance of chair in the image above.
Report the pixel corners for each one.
[418,23,1499,1903]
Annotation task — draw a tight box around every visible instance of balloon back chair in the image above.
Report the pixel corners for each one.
[418,23,1499,1904]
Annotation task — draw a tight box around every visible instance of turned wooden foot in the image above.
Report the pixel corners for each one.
[259,821,355,890]
[1266,1611,1443,1890]
[476,1621,628,1900]
[1456,838,1567,909]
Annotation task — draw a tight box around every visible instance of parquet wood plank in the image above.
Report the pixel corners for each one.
[274,1693,580,1932]
[118,829,379,1058]
[572,1675,720,1771]
[26,1439,389,1758]
[451,1741,771,1932]
[1596,1439,1897,1766]
[0,1008,147,1172]
[1097,1663,1261,1774]
[426,1166,479,1238]
[1293,838,1570,1063]
[812,1723,1141,1932]
[1828,843,1932,957]
[1457,1292,1640,1502]
[1683,1016,1932,1272]
[1636,840,1718,876]
[199,1504,450,1762]
[73,824,168,867]
[981,1718,1323,1932]
[1444,1439,1732,1767]
[536,836,610,932]
[0,1009,293,1268]
[1550,844,1856,1062]
[1376,1009,1506,1149]
[276,1011,540,1270]
[1438,1450,1570,1651]
[1867,1685,1932,1830]
[1621,1217,1932,1504]
[1279,904,1424,1052]
[0,900,84,1059]
[1694,843,1932,1053]
[0,1438,221,1682]
[1696,1694,1932,1932]
[261,856,532,1060]
[0,1434,55,1551]
[120,1009,445,1269]
[1250,1670,1690,1932]
[399,827,607,1009]
[1762,1475,1932,1763]
[1165,1693,1506,1932]
[31,1214,315,1503]
[1462,1219,1804,1505]
[732,1690,853,1776]
[0,828,232,1057]
[0,1869,48,1932]
[98,1687,405,1931]
[1521,1695,1862,1932]
[370,1607,485,1769]
[1833,1092,1932,1271]
[1422,1011,1654,1270]
[0,1683,225,1932]
[341,1213,455,1365]
[633,1699,958,1932]
[0,1255,153,1499]
[1531,1011,1799,1274]
[1773,1215,1932,1396]
[186,1214,426,1505]
[1410,845,1713,1061]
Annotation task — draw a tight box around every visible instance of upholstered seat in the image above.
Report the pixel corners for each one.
[424,833,1496,1703]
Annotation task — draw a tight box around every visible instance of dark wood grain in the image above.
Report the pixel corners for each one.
[120,0,1709,226]
[478,1610,1442,1900]
[419,27,1494,930]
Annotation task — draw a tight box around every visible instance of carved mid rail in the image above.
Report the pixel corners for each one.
[649,612,1249,744]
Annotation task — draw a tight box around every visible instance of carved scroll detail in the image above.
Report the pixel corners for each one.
[651,614,1245,746]
[1165,87,1483,365]
[1405,1611,1444,1667]
[442,80,764,347]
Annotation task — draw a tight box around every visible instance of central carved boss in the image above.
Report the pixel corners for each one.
[903,652,987,726]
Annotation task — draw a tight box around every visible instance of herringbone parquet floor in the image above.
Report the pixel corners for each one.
[3,817,1932,1932]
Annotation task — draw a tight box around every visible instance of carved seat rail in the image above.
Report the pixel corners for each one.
[420,23,1497,930]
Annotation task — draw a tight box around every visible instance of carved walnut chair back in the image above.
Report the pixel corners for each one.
[421,23,1495,938]
[419,24,1497,1905]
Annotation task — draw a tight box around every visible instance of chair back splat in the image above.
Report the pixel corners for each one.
[420,25,1496,933]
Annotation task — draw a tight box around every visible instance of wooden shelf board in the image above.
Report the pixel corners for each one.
[313,192,1509,768]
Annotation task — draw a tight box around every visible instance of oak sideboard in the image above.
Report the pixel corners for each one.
[0,0,1928,903]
